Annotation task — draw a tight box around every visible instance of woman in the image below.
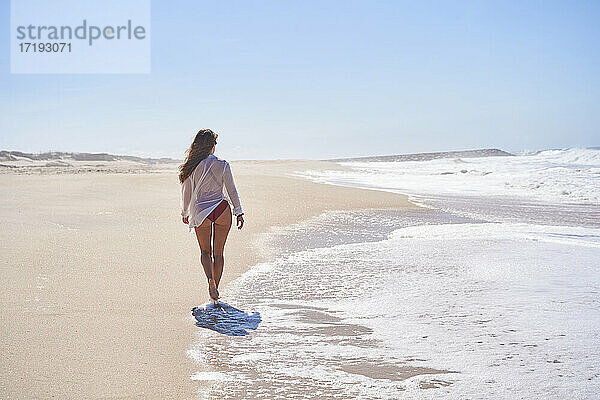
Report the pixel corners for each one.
[179,129,244,303]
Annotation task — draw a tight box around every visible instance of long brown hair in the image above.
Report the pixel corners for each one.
[178,129,218,183]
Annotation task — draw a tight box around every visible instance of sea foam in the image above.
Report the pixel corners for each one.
[299,147,600,204]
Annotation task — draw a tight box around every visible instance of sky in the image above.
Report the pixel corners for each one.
[1,0,599,160]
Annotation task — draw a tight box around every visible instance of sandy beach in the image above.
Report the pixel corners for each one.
[4,0,599,397]
[0,158,417,399]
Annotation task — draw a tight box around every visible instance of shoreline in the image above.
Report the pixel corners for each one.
[188,205,460,398]
[0,159,419,399]
[191,161,600,398]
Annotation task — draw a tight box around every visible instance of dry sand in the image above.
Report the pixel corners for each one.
[0,159,418,399]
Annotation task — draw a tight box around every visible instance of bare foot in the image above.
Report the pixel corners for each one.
[208,278,220,300]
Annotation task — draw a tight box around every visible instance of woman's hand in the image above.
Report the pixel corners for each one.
[182,216,189,224]
[237,214,244,230]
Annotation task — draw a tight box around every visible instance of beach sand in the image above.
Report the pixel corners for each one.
[0,159,417,399]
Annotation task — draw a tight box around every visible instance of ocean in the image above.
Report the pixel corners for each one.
[189,148,600,399]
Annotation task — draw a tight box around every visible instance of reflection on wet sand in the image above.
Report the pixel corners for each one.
[192,302,261,336]
[190,302,456,399]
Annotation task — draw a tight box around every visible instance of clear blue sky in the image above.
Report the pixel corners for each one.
[1,1,598,160]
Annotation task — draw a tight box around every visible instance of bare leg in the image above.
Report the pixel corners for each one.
[212,204,232,289]
[200,249,213,281]
[194,220,219,299]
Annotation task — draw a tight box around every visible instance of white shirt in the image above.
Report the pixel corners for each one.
[180,154,243,232]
